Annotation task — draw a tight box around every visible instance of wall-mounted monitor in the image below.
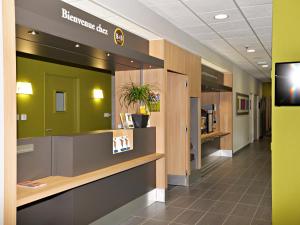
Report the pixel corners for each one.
[275,62,300,106]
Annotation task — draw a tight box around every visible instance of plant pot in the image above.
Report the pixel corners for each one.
[131,114,149,128]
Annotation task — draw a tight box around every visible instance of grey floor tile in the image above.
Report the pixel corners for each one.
[208,201,236,214]
[235,178,253,186]
[189,199,216,211]
[134,202,166,218]
[194,182,214,190]
[220,192,243,202]
[119,216,146,225]
[246,186,266,195]
[251,219,272,225]
[223,215,252,225]
[231,203,257,218]
[181,188,206,198]
[151,206,184,221]
[196,212,227,225]
[254,207,272,221]
[201,190,224,200]
[142,219,169,225]
[239,194,262,206]
[173,210,205,225]
[169,196,197,208]
[260,197,272,207]
[210,184,232,192]
[227,185,247,194]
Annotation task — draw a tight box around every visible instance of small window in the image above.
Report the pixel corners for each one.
[56,91,66,112]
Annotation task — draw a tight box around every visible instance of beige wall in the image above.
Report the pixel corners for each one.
[232,66,262,152]
[0,0,4,221]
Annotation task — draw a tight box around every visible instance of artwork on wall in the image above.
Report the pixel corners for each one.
[236,93,250,115]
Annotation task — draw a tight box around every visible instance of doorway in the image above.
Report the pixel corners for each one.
[45,74,79,136]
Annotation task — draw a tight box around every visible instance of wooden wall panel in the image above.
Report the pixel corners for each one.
[149,40,164,60]
[114,70,141,128]
[220,92,233,150]
[186,53,201,97]
[165,41,186,75]
[223,72,233,87]
[143,69,167,188]
[3,0,17,224]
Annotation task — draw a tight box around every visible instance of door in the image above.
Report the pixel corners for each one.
[166,72,189,176]
[255,95,261,140]
[249,94,255,143]
[254,96,258,140]
[45,74,78,136]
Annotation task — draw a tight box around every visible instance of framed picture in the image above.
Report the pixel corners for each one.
[236,93,249,115]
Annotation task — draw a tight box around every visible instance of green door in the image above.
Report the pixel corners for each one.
[45,74,78,136]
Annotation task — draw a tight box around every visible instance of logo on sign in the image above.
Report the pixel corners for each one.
[114,28,124,46]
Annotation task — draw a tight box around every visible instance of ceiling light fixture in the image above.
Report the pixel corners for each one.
[28,30,38,35]
[257,61,267,65]
[262,64,269,68]
[246,47,256,53]
[214,14,229,20]
[130,60,134,63]
[75,43,80,48]
[106,53,110,57]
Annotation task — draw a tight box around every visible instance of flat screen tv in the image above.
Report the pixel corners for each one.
[275,62,300,106]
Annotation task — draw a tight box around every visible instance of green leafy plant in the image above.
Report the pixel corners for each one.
[119,82,158,114]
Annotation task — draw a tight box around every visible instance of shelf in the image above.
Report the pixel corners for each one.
[17,153,164,207]
[201,131,230,144]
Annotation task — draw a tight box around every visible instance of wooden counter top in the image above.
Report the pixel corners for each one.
[17,153,164,207]
[201,131,230,143]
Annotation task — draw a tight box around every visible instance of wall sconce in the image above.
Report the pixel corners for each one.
[93,89,104,99]
[16,82,33,95]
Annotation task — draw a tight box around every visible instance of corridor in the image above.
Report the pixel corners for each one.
[121,139,271,225]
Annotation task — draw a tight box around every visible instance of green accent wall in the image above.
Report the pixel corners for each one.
[17,56,112,138]
[272,1,300,224]
[262,82,271,97]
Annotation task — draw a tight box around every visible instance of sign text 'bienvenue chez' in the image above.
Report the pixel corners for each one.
[61,8,108,36]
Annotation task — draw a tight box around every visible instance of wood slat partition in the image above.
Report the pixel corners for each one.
[143,69,167,188]
[3,0,17,224]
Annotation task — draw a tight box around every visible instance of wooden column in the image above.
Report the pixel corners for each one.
[3,0,17,224]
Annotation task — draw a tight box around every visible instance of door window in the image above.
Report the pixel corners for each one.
[56,91,66,112]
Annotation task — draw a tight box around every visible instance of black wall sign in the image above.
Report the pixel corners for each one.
[15,0,148,55]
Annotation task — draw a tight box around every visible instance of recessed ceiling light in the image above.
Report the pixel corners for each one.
[262,64,269,68]
[28,30,38,35]
[130,60,134,63]
[75,44,80,48]
[257,61,267,65]
[214,14,229,20]
[246,47,256,53]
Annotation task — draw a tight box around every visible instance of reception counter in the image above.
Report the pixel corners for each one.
[17,128,164,225]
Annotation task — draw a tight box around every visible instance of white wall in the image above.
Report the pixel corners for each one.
[232,66,262,152]
[0,0,4,223]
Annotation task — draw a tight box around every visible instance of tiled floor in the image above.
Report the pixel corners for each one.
[120,139,271,225]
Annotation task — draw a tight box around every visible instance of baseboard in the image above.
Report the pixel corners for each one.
[210,150,233,157]
[90,188,165,225]
[168,175,189,186]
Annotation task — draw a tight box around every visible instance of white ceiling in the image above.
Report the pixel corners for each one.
[138,0,272,79]
[64,0,272,80]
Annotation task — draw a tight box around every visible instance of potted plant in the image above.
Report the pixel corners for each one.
[119,82,158,128]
